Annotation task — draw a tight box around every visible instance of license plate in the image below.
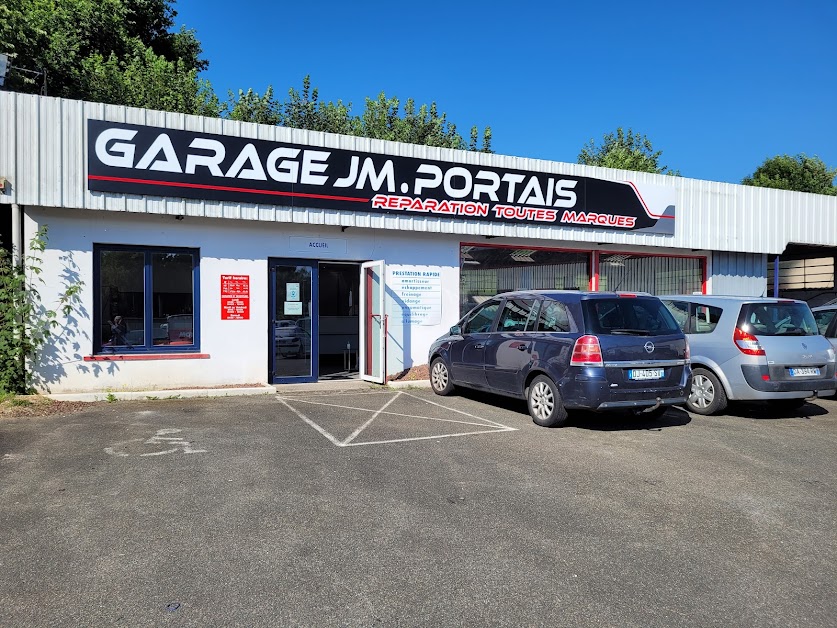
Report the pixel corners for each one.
[628,368,665,381]
[789,367,820,377]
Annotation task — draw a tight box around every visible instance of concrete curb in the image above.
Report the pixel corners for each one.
[387,379,431,389]
[47,386,277,403]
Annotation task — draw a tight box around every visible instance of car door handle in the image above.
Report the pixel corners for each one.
[518,344,529,351]
[474,343,485,349]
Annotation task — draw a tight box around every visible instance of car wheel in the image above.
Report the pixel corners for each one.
[430,358,455,396]
[687,368,728,415]
[527,375,569,427]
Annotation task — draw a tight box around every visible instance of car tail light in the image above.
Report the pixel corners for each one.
[733,327,765,356]
[571,335,603,366]
[684,337,690,360]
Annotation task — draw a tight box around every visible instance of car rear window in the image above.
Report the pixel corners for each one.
[582,297,681,335]
[738,302,819,336]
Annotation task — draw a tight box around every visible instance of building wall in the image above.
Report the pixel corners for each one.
[710,251,768,297]
[25,206,463,393]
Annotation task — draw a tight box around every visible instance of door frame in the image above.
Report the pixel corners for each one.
[359,260,386,384]
[269,257,319,384]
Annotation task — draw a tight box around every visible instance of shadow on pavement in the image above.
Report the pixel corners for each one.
[720,399,831,420]
[567,406,692,431]
[450,388,692,431]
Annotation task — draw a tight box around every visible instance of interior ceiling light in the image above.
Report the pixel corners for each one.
[510,249,536,263]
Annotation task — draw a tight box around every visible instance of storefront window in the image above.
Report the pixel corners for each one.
[598,253,702,295]
[96,245,199,352]
[460,245,590,316]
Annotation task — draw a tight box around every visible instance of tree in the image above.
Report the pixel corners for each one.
[0,227,83,394]
[281,75,356,135]
[356,93,491,152]
[0,0,216,116]
[742,154,837,195]
[578,127,679,175]
[225,86,283,126]
[224,76,493,152]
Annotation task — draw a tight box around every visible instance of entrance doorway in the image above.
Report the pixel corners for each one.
[318,262,361,379]
[271,259,385,384]
[270,259,317,383]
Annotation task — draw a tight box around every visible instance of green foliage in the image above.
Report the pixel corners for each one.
[0,227,84,394]
[578,127,679,175]
[0,0,214,115]
[741,154,837,195]
[81,45,219,116]
[283,75,357,135]
[225,76,493,152]
[225,86,283,126]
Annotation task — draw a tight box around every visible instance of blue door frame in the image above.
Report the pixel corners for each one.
[270,258,319,384]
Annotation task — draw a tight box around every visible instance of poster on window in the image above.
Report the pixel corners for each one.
[221,274,250,320]
[387,266,442,326]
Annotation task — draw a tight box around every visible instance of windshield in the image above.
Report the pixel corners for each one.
[738,302,819,336]
[582,297,681,336]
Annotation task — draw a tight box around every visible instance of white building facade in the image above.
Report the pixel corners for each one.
[1,93,835,393]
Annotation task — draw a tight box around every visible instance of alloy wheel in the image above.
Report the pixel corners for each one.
[530,381,555,421]
[690,374,715,409]
[431,361,449,391]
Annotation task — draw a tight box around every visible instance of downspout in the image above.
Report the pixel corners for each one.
[11,203,24,392]
[773,255,780,297]
[11,202,22,266]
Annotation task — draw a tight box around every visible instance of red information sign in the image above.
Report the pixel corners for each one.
[221,274,250,320]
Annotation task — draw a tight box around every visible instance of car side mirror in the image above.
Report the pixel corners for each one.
[450,325,462,336]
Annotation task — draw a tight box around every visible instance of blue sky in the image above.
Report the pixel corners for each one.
[174,0,836,185]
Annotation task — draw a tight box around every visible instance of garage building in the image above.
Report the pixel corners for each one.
[1,92,835,393]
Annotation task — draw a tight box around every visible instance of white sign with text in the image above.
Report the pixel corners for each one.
[387,266,442,326]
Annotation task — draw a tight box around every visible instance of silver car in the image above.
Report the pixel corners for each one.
[812,304,837,350]
[660,296,837,414]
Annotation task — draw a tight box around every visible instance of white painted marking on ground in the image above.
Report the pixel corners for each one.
[103,445,132,457]
[104,428,206,457]
[342,392,402,445]
[276,397,345,446]
[277,398,505,428]
[401,392,516,429]
[276,391,517,447]
[140,429,206,456]
[344,428,516,447]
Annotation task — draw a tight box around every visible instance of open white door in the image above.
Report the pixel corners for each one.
[360,260,386,384]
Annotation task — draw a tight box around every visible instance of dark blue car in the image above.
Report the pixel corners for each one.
[428,291,691,427]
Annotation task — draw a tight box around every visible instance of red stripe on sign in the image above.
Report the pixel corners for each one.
[625,181,674,219]
[88,175,370,204]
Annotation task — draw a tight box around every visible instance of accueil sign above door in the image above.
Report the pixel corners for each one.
[87,120,675,234]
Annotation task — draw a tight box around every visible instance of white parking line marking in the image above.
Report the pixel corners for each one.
[276,392,518,447]
[343,428,516,447]
[277,397,344,446]
[401,392,514,429]
[277,398,500,428]
[343,392,402,445]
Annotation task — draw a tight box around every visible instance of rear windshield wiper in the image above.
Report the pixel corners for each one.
[606,328,652,336]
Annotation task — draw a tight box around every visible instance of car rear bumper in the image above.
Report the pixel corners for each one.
[741,364,837,394]
[560,367,691,411]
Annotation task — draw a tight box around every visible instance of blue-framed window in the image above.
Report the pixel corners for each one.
[94,245,200,353]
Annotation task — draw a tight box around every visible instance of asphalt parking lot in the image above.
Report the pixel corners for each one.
[1,388,836,627]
